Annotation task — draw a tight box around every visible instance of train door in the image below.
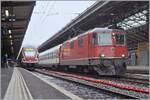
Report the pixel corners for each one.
[88,32,95,58]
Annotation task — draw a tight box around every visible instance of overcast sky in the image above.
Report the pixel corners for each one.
[21,1,96,48]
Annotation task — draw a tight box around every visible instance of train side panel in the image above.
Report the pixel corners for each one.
[60,33,90,65]
[38,45,61,67]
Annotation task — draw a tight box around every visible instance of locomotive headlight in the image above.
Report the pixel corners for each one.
[121,54,125,57]
[112,33,115,36]
[101,54,105,57]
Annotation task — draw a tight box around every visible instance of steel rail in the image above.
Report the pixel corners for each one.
[35,69,149,99]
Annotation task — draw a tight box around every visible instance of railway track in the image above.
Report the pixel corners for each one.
[32,72,124,99]
[91,75,149,85]
[34,69,149,99]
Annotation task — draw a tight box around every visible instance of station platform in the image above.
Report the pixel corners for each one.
[127,66,149,74]
[1,67,82,100]
[1,67,14,99]
[1,65,149,99]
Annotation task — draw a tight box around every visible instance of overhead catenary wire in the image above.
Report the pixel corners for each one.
[17,1,96,59]
[16,1,52,60]
[41,1,56,24]
[32,1,52,33]
[32,1,56,37]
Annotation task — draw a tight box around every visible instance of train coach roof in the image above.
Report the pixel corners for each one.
[39,44,61,55]
[39,28,125,53]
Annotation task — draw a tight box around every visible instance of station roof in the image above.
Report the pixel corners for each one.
[38,1,149,52]
[1,1,35,59]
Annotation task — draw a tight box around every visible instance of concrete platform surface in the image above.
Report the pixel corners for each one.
[3,67,33,100]
[18,67,71,99]
[127,66,149,70]
[127,66,149,74]
[1,67,14,99]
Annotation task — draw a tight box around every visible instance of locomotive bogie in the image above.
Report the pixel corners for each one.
[93,58,127,75]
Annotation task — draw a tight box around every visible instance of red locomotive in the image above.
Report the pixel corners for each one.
[38,28,128,75]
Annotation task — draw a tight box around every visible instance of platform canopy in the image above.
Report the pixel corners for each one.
[38,1,149,52]
[1,1,36,59]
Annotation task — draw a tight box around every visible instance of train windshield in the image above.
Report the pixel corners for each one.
[115,34,125,45]
[97,33,112,45]
[24,51,36,56]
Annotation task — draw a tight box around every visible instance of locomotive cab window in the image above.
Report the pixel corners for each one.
[24,51,36,56]
[115,34,125,45]
[98,33,112,45]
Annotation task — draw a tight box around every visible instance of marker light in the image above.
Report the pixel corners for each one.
[101,54,105,57]
[5,10,9,17]
[122,54,125,57]
[9,35,12,38]
[8,30,11,34]
[112,33,115,36]
[10,41,13,45]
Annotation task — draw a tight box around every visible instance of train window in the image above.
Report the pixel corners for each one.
[57,50,59,57]
[63,43,67,48]
[43,55,45,60]
[53,52,55,58]
[52,52,54,58]
[115,34,125,45]
[46,53,47,59]
[78,37,83,48]
[55,51,58,57]
[24,51,36,56]
[50,53,52,59]
[51,52,53,58]
[42,55,44,60]
[47,54,48,59]
[92,33,98,45]
[45,54,47,59]
[53,51,56,58]
[49,53,51,59]
[48,53,50,59]
[98,33,112,45]
[70,41,74,48]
